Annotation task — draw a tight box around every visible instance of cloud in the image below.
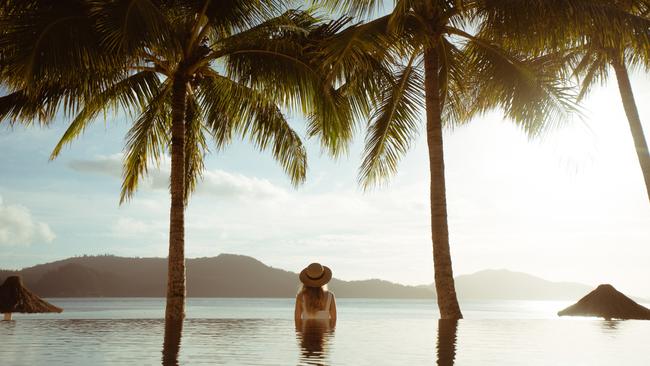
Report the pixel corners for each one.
[113,217,151,236]
[112,217,167,239]
[196,170,286,199]
[69,154,286,200]
[68,153,123,177]
[67,153,169,188]
[0,196,55,246]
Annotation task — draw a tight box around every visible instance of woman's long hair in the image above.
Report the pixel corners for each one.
[299,285,328,313]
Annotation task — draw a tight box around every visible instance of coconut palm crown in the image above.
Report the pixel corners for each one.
[477,0,650,202]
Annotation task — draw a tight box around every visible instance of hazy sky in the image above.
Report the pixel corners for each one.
[1,67,648,297]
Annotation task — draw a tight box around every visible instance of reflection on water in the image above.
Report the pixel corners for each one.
[2,299,650,365]
[436,320,458,366]
[296,321,335,366]
[600,319,620,332]
[162,320,183,366]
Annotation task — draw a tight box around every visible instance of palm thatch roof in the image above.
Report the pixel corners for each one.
[0,276,63,313]
[558,284,650,320]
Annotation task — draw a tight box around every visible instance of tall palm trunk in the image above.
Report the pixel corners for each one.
[612,60,650,202]
[424,47,463,319]
[165,72,188,332]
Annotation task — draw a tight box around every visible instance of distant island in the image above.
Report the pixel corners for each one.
[0,254,597,300]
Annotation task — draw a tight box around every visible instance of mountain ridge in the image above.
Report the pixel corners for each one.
[453,269,592,300]
[0,254,609,300]
[0,254,435,298]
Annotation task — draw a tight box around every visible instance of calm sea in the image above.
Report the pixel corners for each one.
[1,298,649,365]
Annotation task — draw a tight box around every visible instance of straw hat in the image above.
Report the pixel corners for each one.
[299,263,332,288]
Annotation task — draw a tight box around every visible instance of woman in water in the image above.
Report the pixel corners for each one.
[294,262,337,327]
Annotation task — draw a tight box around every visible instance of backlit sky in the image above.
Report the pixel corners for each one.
[1,69,649,298]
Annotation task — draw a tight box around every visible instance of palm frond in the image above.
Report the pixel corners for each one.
[210,9,320,53]
[198,71,307,186]
[317,0,389,18]
[220,10,323,110]
[438,37,471,127]
[316,15,397,118]
[0,90,47,125]
[456,30,579,137]
[359,54,424,188]
[120,80,172,203]
[0,0,127,94]
[183,91,207,203]
[388,0,415,33]
[221,12,357,157]
[89,0,174,55]
[572,51,610,101]
[198,0,284,35]
[303,15,401,157]
[475,0,650,58]
[0,83,92,126]
[50,70,162,159]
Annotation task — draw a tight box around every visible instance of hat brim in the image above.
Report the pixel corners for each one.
[299,266,332,287]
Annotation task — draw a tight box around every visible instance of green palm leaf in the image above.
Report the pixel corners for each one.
[198,71,307,186]
[120,80,171,203]
[359,54,424,188]
[50,70,162,159]
[183,91,207,203]
[458,31,579,136]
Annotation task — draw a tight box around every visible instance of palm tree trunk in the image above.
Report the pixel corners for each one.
[424,47,463,319]
[612,60,650,202]
[165,73,188,330]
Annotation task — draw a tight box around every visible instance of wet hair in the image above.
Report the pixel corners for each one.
[299,285,328,313]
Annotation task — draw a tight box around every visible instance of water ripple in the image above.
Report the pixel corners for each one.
[1,299,650,365]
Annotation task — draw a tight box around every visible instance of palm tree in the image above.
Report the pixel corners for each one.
[318,0,585,319]
[0,0,352,334]
[476,0,650,202]
[569,3,650,201]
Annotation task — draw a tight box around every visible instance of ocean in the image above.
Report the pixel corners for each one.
[1,298,649,365]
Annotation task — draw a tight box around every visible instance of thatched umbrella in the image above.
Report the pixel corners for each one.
[0,276,63,320]
[558,284,650,320]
